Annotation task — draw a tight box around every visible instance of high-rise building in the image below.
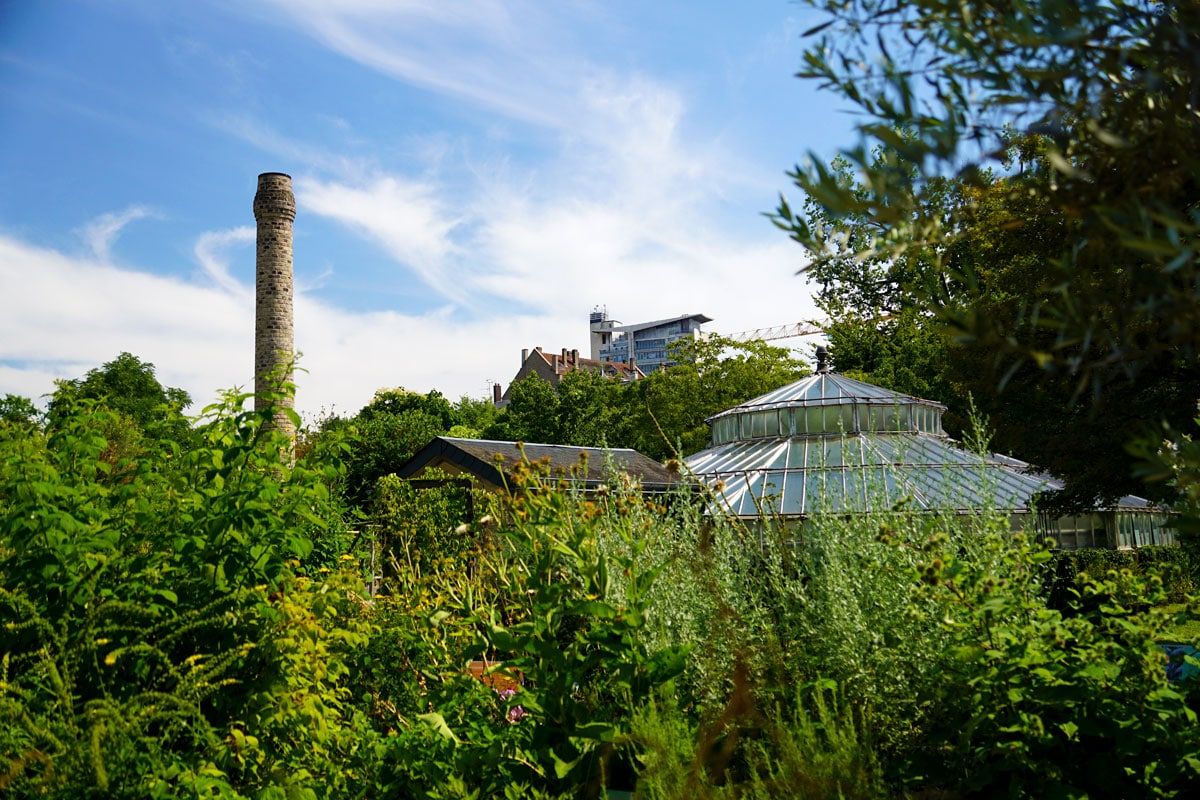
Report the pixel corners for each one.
[589,308,712,373]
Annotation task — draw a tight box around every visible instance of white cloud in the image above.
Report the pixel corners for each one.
[0,231,567,417]
[2,3,823,418]
[254,0,586,132]
[76,205,158,262]
[294,175,466,304]
[194,226,255,295]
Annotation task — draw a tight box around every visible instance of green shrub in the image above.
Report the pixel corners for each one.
[631,682,883,799]
[1046,546,1197,608]
[908,530,1200,797]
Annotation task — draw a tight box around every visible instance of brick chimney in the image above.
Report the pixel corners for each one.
[253,172,296,455]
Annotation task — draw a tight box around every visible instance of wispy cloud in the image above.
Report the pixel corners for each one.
[194,226,255,295]
[76,205,158,262]
[294,175,467,304]
[255,0,588,133]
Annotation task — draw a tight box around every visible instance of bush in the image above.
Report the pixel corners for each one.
[1046,546,1197,608]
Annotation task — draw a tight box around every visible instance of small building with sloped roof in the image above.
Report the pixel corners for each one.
[684,350,1174,550]
[398,436,680,493]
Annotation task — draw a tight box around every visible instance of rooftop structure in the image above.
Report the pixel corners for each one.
[590,309,712,374]
[685,348,1173,550]
[494,346,644,407]
[397,436,680,492]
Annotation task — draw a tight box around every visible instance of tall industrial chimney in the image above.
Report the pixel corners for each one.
[253,172,296,452]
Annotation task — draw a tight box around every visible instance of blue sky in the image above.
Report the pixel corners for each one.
[0,0,857,417]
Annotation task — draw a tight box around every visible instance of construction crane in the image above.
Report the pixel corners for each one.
[720,321,824,343]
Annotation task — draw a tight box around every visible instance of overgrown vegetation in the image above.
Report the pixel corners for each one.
[2,390,1197,797]
[6,0,1200,795]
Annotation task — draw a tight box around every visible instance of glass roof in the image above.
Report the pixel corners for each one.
[707,372,946,442]
[686,368,1154,518]
[708,372,947,420]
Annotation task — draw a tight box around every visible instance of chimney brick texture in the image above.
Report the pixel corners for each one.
[253,172,296,447]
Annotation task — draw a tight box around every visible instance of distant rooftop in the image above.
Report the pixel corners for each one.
[609,313,713,334]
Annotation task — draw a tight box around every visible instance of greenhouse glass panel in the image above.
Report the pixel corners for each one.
[759,442,788,470]
[844,469,867,509]
[839,404,856,433]
[786,439,806,469]
[822,439,843,468]
[805,472,827,513]
[783,471,806,515]
[861,467,892,504]
[806,406,824,433]
[823,470,847,510]
[750,412,767,438]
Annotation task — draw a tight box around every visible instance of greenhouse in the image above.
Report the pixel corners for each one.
[685,350,1174,550]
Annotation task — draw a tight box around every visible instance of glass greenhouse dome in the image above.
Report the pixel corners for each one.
[685,350,1173,550]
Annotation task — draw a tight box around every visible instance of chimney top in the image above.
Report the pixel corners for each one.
[254,173,296,221]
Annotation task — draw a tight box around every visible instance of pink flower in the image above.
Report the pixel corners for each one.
[507,705,527,723]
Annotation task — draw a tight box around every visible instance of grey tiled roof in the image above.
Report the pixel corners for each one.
[399,437,679,490]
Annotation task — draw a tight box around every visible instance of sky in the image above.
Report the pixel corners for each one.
[0,0,858,419]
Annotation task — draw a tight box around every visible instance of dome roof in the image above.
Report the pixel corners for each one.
[685,365,1159,526]
[706,372,947,444]
[709,371,945,419]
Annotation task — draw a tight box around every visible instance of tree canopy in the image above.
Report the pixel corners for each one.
[777,0,1200,507]
[47,352,194,445]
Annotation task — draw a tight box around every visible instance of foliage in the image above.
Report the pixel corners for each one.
[776,1,1200,505]
[48,352,193,445]
[0,394,40,429]
[330,407,444,509]
[216,571,383,797]
[1046,546,1197,610]
[4,363,1199,797]
[801,146,1200,506]
[0,387,353,797]
[909,529,1200,797]
[624,336,807,460]
[450,394,500,439]
[631,686,882,800]
[360,387,456,430]
[781,0,1200,384]
[371,471,477,572]
[484,373,562,444]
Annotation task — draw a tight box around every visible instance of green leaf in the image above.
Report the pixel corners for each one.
[417,712,461,745]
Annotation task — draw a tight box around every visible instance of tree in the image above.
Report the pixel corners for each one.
[483,374,561,444]
[360,387,455,430]
[325,410,443,510]
[777,0,1200,387]
[48,352,193,443]
[776,3,1200,504]
[0,394,40,429]
[809,151,1200,505]
[625,336,808,460]
[450,394,499,438]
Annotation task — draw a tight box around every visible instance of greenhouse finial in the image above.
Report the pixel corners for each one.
[815,345,830,374]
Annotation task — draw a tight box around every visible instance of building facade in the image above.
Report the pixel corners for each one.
[589,308,712,374]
